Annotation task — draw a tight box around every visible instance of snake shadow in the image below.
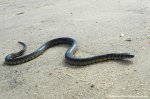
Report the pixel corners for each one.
[2,62,8,66]
[113,60,133,66]
[63,59,134,69]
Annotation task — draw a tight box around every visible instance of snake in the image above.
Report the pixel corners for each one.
[5,37,134,65]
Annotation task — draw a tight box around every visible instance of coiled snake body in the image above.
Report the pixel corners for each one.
[5,37,134,65]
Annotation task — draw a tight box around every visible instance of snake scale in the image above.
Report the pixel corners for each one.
[5,37,134,65]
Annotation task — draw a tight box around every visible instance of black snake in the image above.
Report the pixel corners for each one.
[5,37,134,65]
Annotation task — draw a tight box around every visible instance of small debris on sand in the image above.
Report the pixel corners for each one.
[125,38,132,41]
[16,12,24,15]
[90,84,94,88]
[120,33,124,37]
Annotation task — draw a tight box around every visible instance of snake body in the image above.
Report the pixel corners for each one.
[5,37,134,65]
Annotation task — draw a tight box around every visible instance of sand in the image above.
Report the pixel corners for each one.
[0,0,150,98]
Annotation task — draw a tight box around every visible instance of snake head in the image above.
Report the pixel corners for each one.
[121,53,135,59]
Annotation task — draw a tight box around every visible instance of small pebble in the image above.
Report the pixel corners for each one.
[49,73,53,76]
[90,84,94,88]
[134,69,137,72]
[127,84,131,87]
[14,70,18,73]
[140,12,143,14]
[120,33,124,37]
[75,81,79,83]
[16,12,24,15]
[34,93,37,95]
[140,84,144,86]
[104,69,108,72]
[134,89,138,91]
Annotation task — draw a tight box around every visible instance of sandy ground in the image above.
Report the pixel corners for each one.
[0,0,150,99]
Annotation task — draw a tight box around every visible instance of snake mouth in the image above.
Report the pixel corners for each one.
[128,54,135,58]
